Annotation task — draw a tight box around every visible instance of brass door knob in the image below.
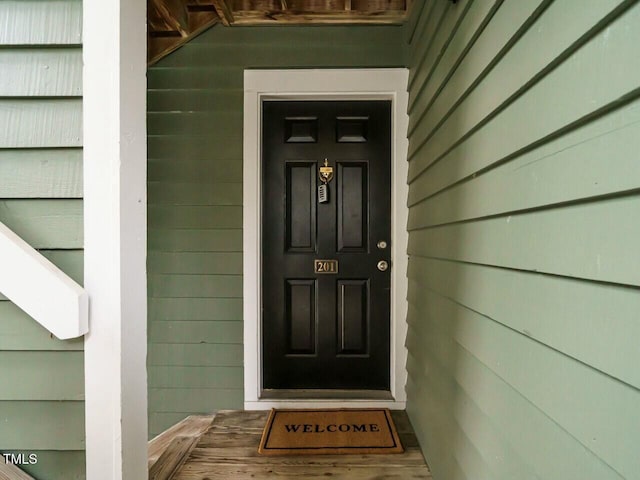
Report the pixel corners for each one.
[377,260,389,272]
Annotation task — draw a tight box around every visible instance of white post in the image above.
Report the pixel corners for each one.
[83,0,148,478]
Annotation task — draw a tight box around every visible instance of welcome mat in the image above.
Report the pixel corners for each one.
[258,408,404,455]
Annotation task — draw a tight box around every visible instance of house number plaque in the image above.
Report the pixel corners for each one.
[314,259,338,274]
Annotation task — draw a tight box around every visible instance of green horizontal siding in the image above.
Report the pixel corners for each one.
[407,287,639,472]
[147,182,241,206]
[149,297,243,321]
[0,48,82,97]
[148,274,243,297]
[407,1,640,176]
[148,366,243,389]
[405,333,621,479]
[407,0,456,94]
[0,351,83,400]
[407,97,640,212]
[155,27,405,69]
[148,229,242,252]
[148,111,243,136]
[0,149,83,198]
[0,0,85,477]
[148,134,242,159]
[409,196,640,285]
[148,343,243,367]
[148,252,243,275]
[405,1,640,479]
[0,302,83,350]
[147,23,405,434]
[148,159,242,182]
[0,99,82,148]
[0,0,82,45]
[149,320,243,344]
[408,0,547,119]
[147,88,242,112]
[148,205,243,229]
[149,388,243,414]
[40,249,83,282]
[408,257,640,388]
[0,401,85,450]
[0,199,83,249]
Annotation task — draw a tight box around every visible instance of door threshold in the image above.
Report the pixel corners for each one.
[261,389,394,400]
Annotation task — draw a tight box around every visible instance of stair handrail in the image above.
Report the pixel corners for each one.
[0,221,88,339]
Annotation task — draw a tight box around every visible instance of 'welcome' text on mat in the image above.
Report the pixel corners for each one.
[258,408,404,455]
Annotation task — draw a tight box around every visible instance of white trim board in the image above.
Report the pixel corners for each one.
[83,0,148,477]
[0,221,88,340]
[243,69,410,410]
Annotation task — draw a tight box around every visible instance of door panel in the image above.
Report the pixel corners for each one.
[285,162,316,252]
[286,279,316,354]
[337,279,369,355]
[262,100,391,390]
[337,162,368,252]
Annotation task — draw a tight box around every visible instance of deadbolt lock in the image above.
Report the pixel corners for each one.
[377,260,389,272]
[377,240,388,249]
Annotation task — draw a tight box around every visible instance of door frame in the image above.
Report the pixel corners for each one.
[243,69,409,409]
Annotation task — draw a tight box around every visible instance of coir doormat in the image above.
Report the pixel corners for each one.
[258,408,404,455]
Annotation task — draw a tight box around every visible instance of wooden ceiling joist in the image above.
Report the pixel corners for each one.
[148,0,408,64]
[229,9,407,25]
[149,0,191,37]
[212,0,235,25]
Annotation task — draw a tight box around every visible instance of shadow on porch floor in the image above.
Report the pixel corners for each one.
[148,410,431,479]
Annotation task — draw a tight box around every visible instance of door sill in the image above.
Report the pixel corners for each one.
[261,389,394,400]
[252,389,403,410]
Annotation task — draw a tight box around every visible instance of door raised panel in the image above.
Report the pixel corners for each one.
[285,117,318,143]
[286,279,317,355]
[336,116,368,143]
[337,162,368,252]
[285,162,316,252]
[337,279,369,355]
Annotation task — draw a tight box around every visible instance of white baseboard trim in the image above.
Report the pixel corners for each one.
[245,400,407,410]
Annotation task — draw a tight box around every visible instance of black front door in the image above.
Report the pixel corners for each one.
[262,100,391,390]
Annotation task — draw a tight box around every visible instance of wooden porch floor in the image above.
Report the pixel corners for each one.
[150,410,432,480]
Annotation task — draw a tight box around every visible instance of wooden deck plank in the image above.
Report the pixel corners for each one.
[172,410,431,479]
[150,436,200,480]
[176,464,431,479]
[198,430,420,449]
[149,415,215,468]
[207,410,269,431]
[185,447,427,466]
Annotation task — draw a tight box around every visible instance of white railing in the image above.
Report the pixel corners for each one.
[0,221,88,339]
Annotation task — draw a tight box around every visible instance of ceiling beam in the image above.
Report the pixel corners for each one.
[231,10,407,25]
[148,16,219,65]
[148,0,190,37]
[212,0,234,26]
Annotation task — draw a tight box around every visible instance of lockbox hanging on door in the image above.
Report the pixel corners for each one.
[318,158,333,204]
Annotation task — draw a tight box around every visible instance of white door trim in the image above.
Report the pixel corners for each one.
[243,69,409,410]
